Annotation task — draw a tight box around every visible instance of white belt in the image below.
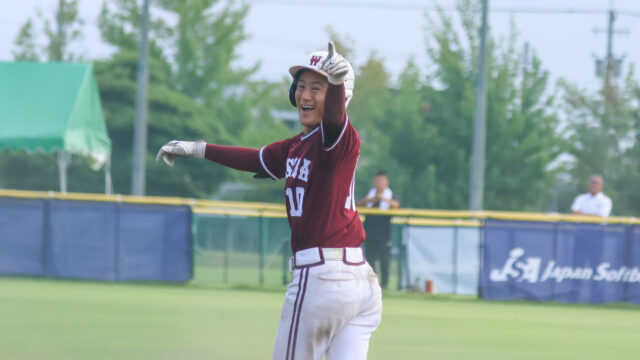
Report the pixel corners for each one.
[292,247,365,269]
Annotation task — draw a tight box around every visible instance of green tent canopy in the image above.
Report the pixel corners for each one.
[0,62,112,193]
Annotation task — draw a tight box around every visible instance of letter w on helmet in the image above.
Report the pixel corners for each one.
[309,55,323,66]
[288,50,355,108]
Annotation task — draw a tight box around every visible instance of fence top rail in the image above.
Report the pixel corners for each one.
[0,189,284,211]
[1,189,639,224]
[391,217,482,227]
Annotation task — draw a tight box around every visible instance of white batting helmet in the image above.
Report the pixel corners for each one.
[288,50,355,108]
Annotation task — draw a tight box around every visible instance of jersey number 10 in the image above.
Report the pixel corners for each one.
[285,171,356,217]
[285,187,305,217]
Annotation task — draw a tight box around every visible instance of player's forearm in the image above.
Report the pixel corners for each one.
[388,199,400,209]
[322,83,346,143]
[357,197,372,207]
[204,144,261,172]
[379,197,400,209]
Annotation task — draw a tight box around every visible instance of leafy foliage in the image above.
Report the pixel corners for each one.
[6,0,640,215]
[95,0,293,198]
[12,0,84,62]
[12,19,39,61]
[350,0,564,211]
[559,70,640,215]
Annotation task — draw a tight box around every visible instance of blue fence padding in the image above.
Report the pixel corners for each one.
[481,219,640,304]
[47,200,118,280]
[0,197,192,283]
[0,197,46,275]
[118,204,192,282]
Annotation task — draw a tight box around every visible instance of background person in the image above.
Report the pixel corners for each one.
[571,175,612,217]
[156,41,382,360]
[358,170,399,290]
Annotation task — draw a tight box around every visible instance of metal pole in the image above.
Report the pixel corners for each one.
[57,151,69,193]
[131,0,150,196]
[282,240,289,286]
[605,9,615,89]
[259,216,267,286]
[224,216,231,285]
[469,0,489,211]
[452,225,459,295]
[105,156,113,195]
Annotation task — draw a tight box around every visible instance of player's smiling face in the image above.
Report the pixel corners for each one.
[295,70,328,133]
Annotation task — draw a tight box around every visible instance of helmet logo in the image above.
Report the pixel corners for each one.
[309,55,323,66]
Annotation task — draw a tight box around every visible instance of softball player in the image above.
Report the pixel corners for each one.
[157,41,382,360]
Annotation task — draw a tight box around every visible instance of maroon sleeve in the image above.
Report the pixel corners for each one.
[259,136,298,179]
[321,83,346,147]
[204,144,261,172]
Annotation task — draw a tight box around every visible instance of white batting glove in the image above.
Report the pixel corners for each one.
[155,140,206,167]
[320,41,351,85]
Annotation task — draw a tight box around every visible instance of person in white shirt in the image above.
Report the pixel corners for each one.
[571,175,612,217]
[357,171,400,289]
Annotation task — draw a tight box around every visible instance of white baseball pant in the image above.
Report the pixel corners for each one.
[272,247,383,360]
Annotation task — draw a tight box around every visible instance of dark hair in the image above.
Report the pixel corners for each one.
[375,170,387,177]
[289,69,307,107]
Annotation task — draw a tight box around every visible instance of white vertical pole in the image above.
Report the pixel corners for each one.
[469,0,489,211]
[57,150,69,193]
[131,0,150,196]
[105,155,113,195]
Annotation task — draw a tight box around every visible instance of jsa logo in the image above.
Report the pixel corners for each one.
[489,248,541,283]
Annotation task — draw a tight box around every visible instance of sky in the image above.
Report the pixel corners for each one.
[2,0,640,92]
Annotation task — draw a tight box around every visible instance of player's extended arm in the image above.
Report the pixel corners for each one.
[356,197,373,207]
[319,41,349,144]
[156,140,261,173]
[385,197,401,209]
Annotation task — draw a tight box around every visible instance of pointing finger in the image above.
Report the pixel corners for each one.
[155,146,168,162]
[163,154,175,167]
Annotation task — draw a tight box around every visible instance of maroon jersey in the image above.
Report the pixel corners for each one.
[259,118,365,252]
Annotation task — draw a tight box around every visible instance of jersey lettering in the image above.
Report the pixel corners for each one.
[298,159,311,182]
[286,158,300,179]
[286,158,311,182]
[286,187,305,217]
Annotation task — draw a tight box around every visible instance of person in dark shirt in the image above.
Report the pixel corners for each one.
[358,171,399,289]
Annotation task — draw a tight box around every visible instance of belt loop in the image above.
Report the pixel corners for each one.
[343,247,366,266]
[293,247,325,269]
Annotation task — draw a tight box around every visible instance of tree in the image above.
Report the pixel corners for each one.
[353,0,564,210]
[349,52,396,197]
[94,49,233,197]
[11,0,84,62]
[45,0,84,61]
[12,19,39,61]
[559,69,640,216]
[96,0,292,198]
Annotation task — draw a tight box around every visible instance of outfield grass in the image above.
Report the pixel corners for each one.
[1,277,639,360]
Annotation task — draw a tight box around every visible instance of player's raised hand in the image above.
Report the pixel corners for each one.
[320,41,350,85]
[155,140,206,167]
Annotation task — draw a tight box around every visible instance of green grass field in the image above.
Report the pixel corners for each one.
[1,277,639,360]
